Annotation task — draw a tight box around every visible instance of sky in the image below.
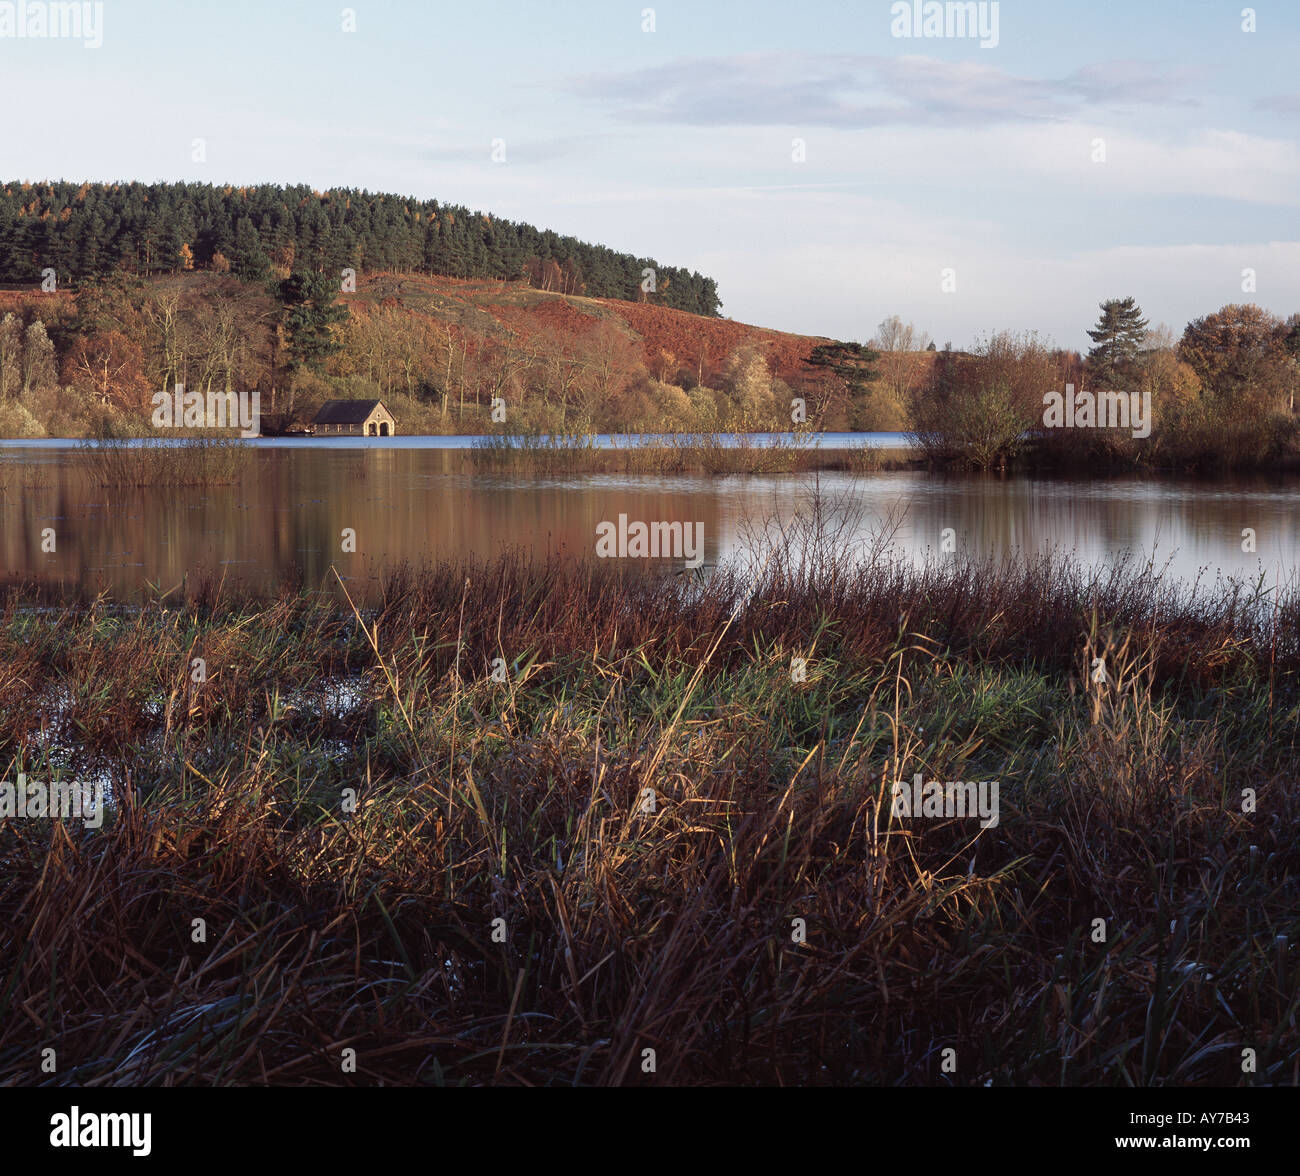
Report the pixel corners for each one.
[2,0,1298,350]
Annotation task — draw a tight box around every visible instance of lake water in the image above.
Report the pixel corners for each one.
[3,438,1299,599]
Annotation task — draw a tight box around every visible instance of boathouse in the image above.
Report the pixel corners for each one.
[311,399,397,436]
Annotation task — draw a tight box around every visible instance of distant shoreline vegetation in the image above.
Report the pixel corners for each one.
[0,192,1293,475]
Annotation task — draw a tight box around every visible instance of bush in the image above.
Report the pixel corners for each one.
[910,333,1070,469]
[0,399,46,438]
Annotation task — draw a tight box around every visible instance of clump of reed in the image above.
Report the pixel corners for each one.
[0,461,52,495]
[0,533,1296,1086]
[468,431,907,476]
[78,437,255,487]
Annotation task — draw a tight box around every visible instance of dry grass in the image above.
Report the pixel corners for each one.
[78,437,255,487]
[0,532,1297,1086]
[468,432,903,476]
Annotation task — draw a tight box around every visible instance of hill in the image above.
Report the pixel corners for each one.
[0,266,931,437]
[353,270,836,387]
[0,180,721,316]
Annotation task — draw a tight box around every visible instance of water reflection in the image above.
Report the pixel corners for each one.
[3,446,1299,599]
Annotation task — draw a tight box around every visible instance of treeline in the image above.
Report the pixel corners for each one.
[0,180,722,316]
[905,299,1300,471]
[0,271,815,439]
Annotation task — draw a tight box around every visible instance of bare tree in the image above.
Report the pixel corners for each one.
[873,314,932,402]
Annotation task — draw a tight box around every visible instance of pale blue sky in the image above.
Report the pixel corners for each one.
[2,0,1297,349]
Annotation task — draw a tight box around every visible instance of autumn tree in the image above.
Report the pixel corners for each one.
[338,305,442,400]
[1178,303,1290,409]
[721,344,775,425]
[63,330,150,410]
[523,257,563,292]
[909,331,1056,470]
[143,287,185,395]
[527,328,589,428]
[463,333,530,424]
[21,321,57,395]
[1286,314,1300,413]
[875,315,931,354]
[576,322,642,420]
[559,258,585,296]
[0,313,21,400]
[873,315,932,403]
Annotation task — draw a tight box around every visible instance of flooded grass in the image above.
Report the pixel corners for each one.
[469,431,902,475]
[78,436,256,487]
[0,538,1297,1085]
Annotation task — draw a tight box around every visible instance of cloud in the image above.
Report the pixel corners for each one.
[1253,92,1300,116]
[569,52,1206,128]
[1062,60,1206,107]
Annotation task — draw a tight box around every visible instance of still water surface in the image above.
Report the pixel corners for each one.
[3,439,1299,599]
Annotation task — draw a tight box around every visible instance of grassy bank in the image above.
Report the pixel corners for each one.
[1,535,1297,1085]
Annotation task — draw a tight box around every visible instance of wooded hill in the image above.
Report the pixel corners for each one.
[0,180,722,317]
[0,268,903,437]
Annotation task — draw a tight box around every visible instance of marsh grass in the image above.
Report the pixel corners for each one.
[469,431,908,477]
[0,535,1297,1086]
[79,437,255,487]
[0,461,52,495]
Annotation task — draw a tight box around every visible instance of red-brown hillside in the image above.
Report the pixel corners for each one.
[354,271,839,388]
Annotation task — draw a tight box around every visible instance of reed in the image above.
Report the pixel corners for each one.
[78,437,255,487]
[468,431,908,476]
[0,536,1296,1086]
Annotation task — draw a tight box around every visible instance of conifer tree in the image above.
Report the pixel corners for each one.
[1086,297,1148,388]
[278,272,349,373]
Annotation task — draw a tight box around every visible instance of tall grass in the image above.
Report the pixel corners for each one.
[79,437,255,487]
[0,461,52,495]
[469,431,903,476]
[0,536,1296,1085]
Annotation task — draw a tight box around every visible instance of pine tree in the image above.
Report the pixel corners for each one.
[278,272,349,372]
[1086,297,1148,388]
[232,216,270,282]
[803,341,880,427]
[803,341,879,392]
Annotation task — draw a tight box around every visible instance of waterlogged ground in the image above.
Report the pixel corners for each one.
[2,441,1300,598]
